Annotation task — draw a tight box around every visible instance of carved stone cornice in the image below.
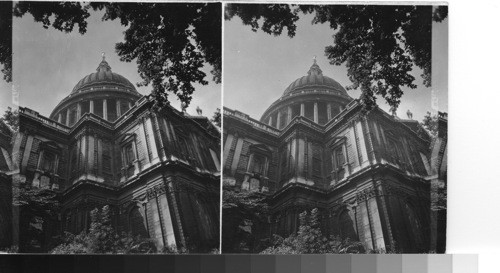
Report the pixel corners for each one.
[356,186,379,202]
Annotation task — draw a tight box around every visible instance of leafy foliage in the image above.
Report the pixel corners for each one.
[211,108,221,127]
[51,205,156,254]
[10,2,221,109]
[420,111,438,137]
[12,184,60,252]
[0,1,12,83]
[222,187,270,252]
[14,186,60,219]
[261,208,364,254]
[1,107,19,132]
[226,4,448,112]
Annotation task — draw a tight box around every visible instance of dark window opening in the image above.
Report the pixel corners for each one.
[107,99,117,122]
[332,145,346,182]
[94,99,103,118]
[331,105,340,119]
[305,102,314,121]
[318,102,328,125]
[42,151,55,173]
[81,101,90,116]
[120,100,130,115]
[291,104,300,120]
[60,111,67,125]
[68,106,77,126]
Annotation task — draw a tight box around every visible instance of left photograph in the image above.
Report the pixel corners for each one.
[2,2,221,253]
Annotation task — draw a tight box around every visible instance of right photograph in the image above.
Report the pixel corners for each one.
[222,4,448,254]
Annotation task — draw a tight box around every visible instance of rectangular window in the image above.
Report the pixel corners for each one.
[41,151,55,173]
[305,102,314,121]
[121,140,137,179]
[291,104,300,120]
[318,102,327,125]
[120,100,130,115]
[249,154,266,175]
[94,99,104,118]
[332,145,346,182]
[81,101,90,116]
[107,99,117,122]
[60,111,67,125]
[68,106,77,126]
[125,143,135,165]
[330,105,340,119]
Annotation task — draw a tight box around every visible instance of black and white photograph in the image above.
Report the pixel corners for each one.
[1,2,222,254]
[222,3,448,254]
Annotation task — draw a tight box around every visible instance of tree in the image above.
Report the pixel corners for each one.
[211,108,221,127]
[261,208,364,254]
[226,4,448,112]
[222,186,270,253]
[9,2,221,109]
[420,111,438,137]
[0,1,12,83]
[50,205,156,254]
[1,107,19,132]
[13,184,60,252]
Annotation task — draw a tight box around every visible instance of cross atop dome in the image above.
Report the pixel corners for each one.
[307,55,322,76]
[97,52,111,72]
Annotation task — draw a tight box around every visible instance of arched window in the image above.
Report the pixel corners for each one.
[129,206,148,237]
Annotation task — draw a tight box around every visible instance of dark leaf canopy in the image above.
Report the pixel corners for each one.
[226,4,447,112]
[0,1,12,83]
[8,2,221,109]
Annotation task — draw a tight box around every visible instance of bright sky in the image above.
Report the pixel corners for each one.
[224,11,448,123]
[9,9,220,118]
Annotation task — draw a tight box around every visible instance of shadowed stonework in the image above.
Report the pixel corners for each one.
[8,58,220,253]
[222,60,447,253]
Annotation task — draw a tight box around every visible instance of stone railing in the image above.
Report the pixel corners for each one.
[20,107,70,133]
[223,108,280,136]
[263,89,352,115]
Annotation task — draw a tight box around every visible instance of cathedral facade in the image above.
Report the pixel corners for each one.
[223,60,444,253]
[13,57,221,252]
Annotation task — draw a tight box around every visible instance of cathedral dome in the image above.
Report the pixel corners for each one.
[282,59,349,97]
[70,57,139,95]
[50,55,142,126]
[260,58,353,129]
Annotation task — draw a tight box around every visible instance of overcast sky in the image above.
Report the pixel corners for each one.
[224,10,448,123]
[9,9,220,119]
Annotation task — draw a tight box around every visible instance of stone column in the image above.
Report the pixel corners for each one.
[77,102,81,120]
[116,100,121,117]
[65,109,70,126]
[276,111,281,129]
[287,106,292,124]
[90,100,94,114]
[300,103,305,116]
[327,103,332,120]
[314,102,318,123]
[103,99,108,120]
